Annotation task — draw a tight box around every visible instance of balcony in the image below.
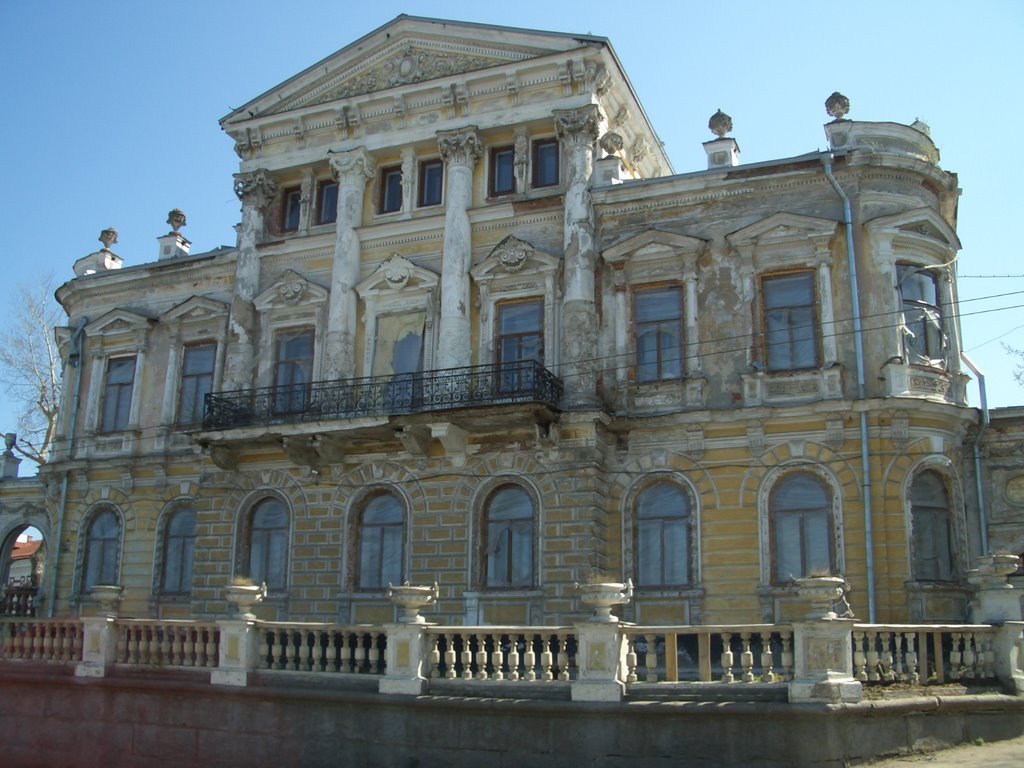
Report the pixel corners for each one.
[203,361,562,431]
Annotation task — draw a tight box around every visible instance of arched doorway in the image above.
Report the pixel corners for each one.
[1,525,45,616]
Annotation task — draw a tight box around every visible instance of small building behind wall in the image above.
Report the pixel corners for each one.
[0,14,1011,631]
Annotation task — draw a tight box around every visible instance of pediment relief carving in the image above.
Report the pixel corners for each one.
[265,39,538,116]
[356,254,439,298]
[602,229,705,265]
[472,236,560,284]
[159,296,229,326]
[727,213,839,249]
[865,207,959,251]
[85,309,153,338]
[254,269,329,311]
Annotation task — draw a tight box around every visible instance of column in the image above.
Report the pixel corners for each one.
[323,148,374,381]
[685,273,700,374]
[127,342,146,430]
[160,331,181,426]
[223,170,276,391]
[816,255,838,366]
[435,126,482,370]
[84,351,104,434]
[555,105,601,407]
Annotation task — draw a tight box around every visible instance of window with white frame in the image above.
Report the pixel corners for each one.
[636,481,692,587]
[160,506,196,595]
[177,342,216,426]
[897,265,945,366]
[357,492,405,590]
[101,356,136,432]
[910,470,955,581]
[634,285,684,382]
[483,485,534,589]
[770,472,833,582]
[762,271,819,372]
[82,507,121,591]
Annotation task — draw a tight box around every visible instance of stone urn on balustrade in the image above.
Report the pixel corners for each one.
[89,585,123,618]
[575,578,634,623]
[387,581,439,624]
[794,576,849,620]
[224,579,267,620]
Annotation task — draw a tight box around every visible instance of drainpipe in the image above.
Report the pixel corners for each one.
[959,353,989,554]
[822,154,876,622]
[47,316,87,617]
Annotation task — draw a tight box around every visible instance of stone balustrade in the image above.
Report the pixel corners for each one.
[424,627,576,682]
[0,618,83,661]
[115,620,219,668]
[258,624,386,674]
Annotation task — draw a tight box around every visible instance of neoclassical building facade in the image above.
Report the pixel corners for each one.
[2,15,1017,629]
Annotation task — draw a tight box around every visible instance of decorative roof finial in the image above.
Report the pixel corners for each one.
[708,109,733,139]
[98,228,118,250]
[825,92,850,121]
[167,208,187,234]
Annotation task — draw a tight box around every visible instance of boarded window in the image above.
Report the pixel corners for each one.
[911,470,955,581]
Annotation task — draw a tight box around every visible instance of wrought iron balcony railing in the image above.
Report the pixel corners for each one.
[202,360,563,431]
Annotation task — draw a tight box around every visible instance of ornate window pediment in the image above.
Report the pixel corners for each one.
[727,213,839,269]
[602,229,705,278]
[85,309,154,345]
[472,236,561,368]
[254,269,329,313]
[865,207,961,260]
[159,296,229,335]
[356,254,439,376]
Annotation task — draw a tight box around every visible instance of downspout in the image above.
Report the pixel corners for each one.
[47,316,87,617]
[822,154,877,622]
[959,353,989,554]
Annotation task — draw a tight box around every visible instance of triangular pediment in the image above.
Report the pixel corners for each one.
[159,296,229,325]
[602,229,705,265]
[356,254,439,297]
[865,207,960,250]
[254,270,329,311]
[472,236,560,281]
[224,16,594,122]
[85,309,153,337]
[727,213,839,248]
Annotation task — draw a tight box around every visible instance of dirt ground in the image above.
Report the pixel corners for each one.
[866,733,1024,766]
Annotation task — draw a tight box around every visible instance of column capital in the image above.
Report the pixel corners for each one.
[328,147,375,184]
[437,125,482,167]
[233,169,277,208]
[554,104,601,146]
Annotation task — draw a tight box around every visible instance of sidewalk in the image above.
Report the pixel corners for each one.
[867,734,1024,766]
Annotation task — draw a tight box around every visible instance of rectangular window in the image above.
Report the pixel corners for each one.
[532,139,559,188]
[898,265,944,365]
[418,159,443,207]
[634,286,683,382]
[317,180,338,225]
[273,328,314,414]
[496,299,544,393]
[177,342,216,426]
[489,146,515,196]
[762,271,819,371]
[378,166,403,214]
[281,187,302,231]
[101,356,136,432]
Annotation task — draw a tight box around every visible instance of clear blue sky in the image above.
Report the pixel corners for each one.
[1,0,1021,440]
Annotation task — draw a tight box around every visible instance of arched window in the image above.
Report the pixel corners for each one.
[83,508,121,590]
[247,498,289,590]
[910,470,955,581]
[770,473,832,582]
[484,485,534,589]
[161,507,196,595]
[636,481,692,587]
[358,493,405,590]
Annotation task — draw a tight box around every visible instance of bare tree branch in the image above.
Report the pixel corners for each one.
[0,275,63,465]
[1004,343,1024,388]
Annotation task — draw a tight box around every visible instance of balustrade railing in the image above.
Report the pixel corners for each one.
[425,627,576,682]
[0,618,83,662]
[203,360,563,430]
[258,624,387,674]
[114,621,219,669]
[852,624,998,685]
[0,584,39,616]
[622,625,794,684]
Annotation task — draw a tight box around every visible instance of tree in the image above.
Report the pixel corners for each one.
[1003,343,1024,388]
[0,276,63,465]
